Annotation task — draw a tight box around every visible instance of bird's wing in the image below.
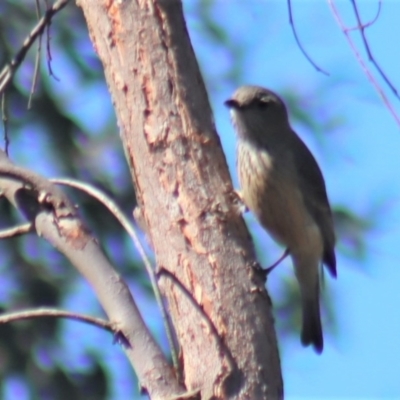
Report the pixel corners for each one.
[290,132,337,277]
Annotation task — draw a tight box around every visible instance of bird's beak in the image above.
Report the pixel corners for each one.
[224,99,239,109]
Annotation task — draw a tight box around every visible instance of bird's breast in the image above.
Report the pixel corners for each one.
[237,140,273,208]
[237,140,319,249]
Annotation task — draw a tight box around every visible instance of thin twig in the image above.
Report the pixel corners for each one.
[28,0,44,109]
[1,94,9,154]
[28,40,43,109]
[0,222,33,239]
[45,2,60,82]
[287,0,329,76]
[35,0,42,18]
[328,0,400,127]
[51,178,180,375]
[349,0,399,100]
[345,0,381,31]
[0,308,114,333]
[0,0,69,95]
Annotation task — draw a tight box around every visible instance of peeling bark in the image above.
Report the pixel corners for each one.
[78,0,283,398]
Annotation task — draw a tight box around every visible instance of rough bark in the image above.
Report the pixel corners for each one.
[78,0,283,398]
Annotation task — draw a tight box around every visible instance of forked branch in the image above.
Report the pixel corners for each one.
[0,149,184,398]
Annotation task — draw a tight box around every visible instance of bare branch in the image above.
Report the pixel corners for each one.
[0,150,184,398]
[328,0,400,127]
[0,222,33,238]
[345,0,382,31]
[287,0,329,75]
[0,149,76,221]
[1,93,9,154]
[349,0,398,100]
[0,308,114,333]
[44,3,60,82]
[0,0,69,95]
[28,0,44,109]
[51,177,180,375]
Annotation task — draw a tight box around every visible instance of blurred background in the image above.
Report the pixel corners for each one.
[0,0,399,399]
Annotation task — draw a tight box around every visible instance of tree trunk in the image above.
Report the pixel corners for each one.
[78,0,283,398]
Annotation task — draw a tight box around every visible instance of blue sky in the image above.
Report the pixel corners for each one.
[185,1,400,398]
[5,1,399,398]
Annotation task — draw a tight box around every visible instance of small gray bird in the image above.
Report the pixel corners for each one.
[225,85,336,353]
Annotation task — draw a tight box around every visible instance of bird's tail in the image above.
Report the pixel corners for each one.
[300,287,323,354]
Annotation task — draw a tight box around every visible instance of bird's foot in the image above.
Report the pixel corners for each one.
[263,248,290,277]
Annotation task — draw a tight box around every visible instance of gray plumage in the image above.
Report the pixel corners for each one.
[225,85,336,353]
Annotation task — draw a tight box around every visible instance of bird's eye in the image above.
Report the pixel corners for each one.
[257,100,269,109]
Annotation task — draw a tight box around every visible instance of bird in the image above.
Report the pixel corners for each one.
[225,85,336,353]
